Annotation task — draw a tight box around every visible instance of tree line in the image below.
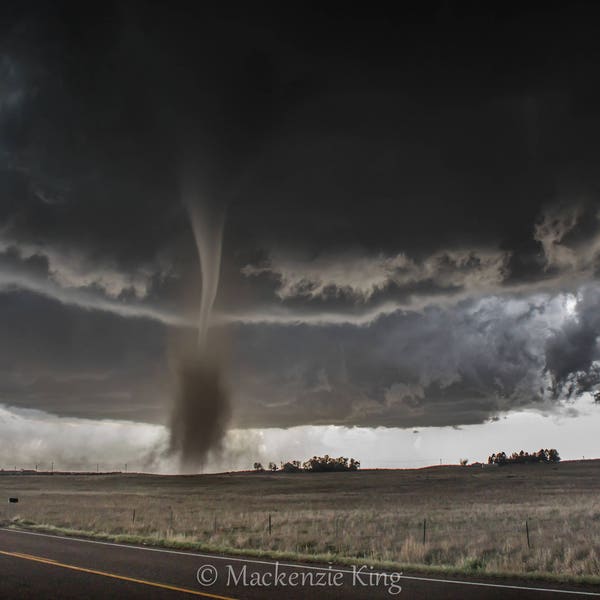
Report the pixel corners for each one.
[253,455,360,473]
[488,448,560,465]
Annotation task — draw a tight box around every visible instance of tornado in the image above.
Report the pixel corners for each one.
[169,171,231,472]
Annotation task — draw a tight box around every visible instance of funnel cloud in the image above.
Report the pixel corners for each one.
[182,173,225,349]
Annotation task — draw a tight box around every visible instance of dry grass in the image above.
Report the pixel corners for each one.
[2,461,600,579]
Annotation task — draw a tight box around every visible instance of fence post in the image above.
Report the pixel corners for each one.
[132,509,136,523]
[423,518,427,544]
[525,519,531,549]
[213,514,217,534]
[269,513,272,535]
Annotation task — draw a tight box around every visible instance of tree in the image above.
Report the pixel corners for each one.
[488,451,507,465]
[302,455,361,472]
[281,461,302,473]
[253,462,264,472]
[487,448,560,465]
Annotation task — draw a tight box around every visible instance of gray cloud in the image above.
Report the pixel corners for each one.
[545,286,600,398]
[0,236,171,299]
[225,292,578,428]
[534,202,600,273]
[241,247,509,302]
[0,239,189,326]
[0,289,172,423]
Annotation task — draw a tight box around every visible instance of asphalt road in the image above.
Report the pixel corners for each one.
[1,528,599,599]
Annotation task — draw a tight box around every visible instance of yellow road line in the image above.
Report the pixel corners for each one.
[0,550,236,600]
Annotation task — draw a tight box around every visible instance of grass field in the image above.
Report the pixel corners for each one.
[1,461,600,581]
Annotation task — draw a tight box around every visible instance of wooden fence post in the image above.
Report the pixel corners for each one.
[423,518,427,544]
[525,519,531,549]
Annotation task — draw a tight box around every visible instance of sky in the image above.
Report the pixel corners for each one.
[1,1,600,472]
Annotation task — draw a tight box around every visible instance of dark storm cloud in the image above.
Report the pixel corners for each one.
[0,2,292,282]
[1,2,600,431]
[3,1,599,263]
